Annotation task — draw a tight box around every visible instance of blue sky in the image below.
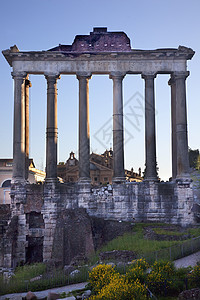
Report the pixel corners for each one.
[0,0,200,180]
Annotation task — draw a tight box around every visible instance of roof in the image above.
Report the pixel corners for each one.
[48,27,131,53]
[0,158,35,168]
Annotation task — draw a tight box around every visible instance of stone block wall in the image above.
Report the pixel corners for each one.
[51,208,94,266]
[0,180,197,268]
[0,205,11,267]
[76,181,195,226]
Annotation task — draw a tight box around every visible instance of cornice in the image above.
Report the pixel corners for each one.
[2,45,195,67]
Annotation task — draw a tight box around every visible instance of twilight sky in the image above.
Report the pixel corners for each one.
[0,0,200,180]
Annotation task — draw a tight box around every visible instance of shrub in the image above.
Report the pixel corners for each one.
[188,263,200,287]
[89,264,117,294]
[130,258,149,271]
[147,261,175,294]
[126,258,149,283]
[170,267,192,294]
[89,277,148,300]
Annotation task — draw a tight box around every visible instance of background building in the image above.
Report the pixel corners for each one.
[0,159,45,204]
[57,150,143,185]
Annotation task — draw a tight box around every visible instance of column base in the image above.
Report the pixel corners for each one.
[78,177,91,184]
[112,176,126,184]
[144,177,159,182]
[11,178,28,185]
[77,178,91,193]
[45,177,59,184]
[176,173,192,183]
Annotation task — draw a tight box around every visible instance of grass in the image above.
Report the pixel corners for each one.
[14,263,46,281]
[1,223,200,296]
[188,227,200,237]
[152,228,184,236]
[153,227,200,237]
[89,223,200,264]
[0,264,89,295]
[95,224,178,254]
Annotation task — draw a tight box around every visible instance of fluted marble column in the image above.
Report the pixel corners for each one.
[174,71,190,179]
[168,76,177,179]
[77,73,91,182]
[142,73,158,181]
[45,74,60,182]
[25,78,32,181]
[12,71,27,183]
[110,72,125,181]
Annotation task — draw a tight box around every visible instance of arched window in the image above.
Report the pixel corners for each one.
[2,180,11,188]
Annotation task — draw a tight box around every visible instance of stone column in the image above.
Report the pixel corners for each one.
[45,74,60,182]
[174,71,190,179]
[168,76,177,179]
[25,78,32,181]
[110,72,125,181]
[77,73,91,182]
[142,73,158,180]
[11,71,27,183]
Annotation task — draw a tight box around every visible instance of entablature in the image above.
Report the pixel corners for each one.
[2,45,194,75]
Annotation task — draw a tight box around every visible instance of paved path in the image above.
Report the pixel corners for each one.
[0,282,88,300]
[174,250,200,269]
[1,251,200,299]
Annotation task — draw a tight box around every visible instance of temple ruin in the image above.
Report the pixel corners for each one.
[1,27,198,268]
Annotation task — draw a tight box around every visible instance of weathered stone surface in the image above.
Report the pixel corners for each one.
[25,291,37,300]
[47,292,60,300]
[91,217,133,250]
[3,44,194,75]
[144,225,191,241]
[81,290,91,299]
[178,288,200,300]
[99,250,136,262]
[63,264,76,274]
[1,26,198,278]
[69,269,80,278]
[50,28,131,53]
[25,185,44,213]
[30,274,42,282]
[0,178,197,268]
[70,254,88,266]
[0,205,12,267]
[51,208,94,266]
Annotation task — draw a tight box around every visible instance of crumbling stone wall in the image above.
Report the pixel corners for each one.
[52,208,94,266]
[26,236,43,264]
[0,205,11,267]
[0,180,197,268]
[91,217,133,250]
[0,204,18,268]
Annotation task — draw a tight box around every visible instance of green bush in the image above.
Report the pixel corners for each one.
[88,261,200,299]
[147,261,175,295]
[168,267,191,294]
[90,277,147,300]
[89,264,117,294]
[126,258,149,283]
[188,263,200,287]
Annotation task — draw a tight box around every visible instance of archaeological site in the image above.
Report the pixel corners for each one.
[1,27,199,268]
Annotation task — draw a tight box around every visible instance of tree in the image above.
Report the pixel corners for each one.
[189,147,200,170]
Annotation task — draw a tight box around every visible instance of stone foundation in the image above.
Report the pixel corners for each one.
[0,180,198,268]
